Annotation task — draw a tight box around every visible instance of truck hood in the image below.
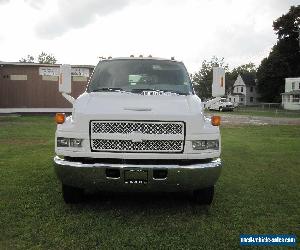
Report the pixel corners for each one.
[74,92,201,120]
[66,92,218,135]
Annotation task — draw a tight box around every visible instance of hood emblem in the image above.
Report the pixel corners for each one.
[130,131,144,143]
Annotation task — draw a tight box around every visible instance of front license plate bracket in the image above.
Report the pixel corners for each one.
[124,169,148,184]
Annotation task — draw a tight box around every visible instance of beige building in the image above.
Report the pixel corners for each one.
[227,74,260,106]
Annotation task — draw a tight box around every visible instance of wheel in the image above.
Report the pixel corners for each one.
[193,186,214,205]
[62,184,84,204]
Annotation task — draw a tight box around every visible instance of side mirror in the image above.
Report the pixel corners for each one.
[212,67,225,97]
[59,64,71,94]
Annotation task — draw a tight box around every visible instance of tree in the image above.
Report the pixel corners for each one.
[229,63,257,78]
[38,52,57,64]
[257,5,300,102]
[19,55,35,63]
[19,52,57,64]
[191,56,229,99]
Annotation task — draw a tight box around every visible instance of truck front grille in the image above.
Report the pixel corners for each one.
[90,120,185,153]
[91,121,183,135]
[92,139,183,152]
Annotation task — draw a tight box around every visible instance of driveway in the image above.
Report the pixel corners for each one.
[205,113,300,126]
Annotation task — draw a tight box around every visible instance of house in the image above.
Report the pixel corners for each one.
[0,62,94,113]
[227,73,260,106]
[281,77,300,110]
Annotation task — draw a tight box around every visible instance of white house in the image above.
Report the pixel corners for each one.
[227,74,260,106]
[281,77,300,110]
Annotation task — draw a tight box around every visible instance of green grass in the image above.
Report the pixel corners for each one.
[206,108,300,118]
[1,116,299,249]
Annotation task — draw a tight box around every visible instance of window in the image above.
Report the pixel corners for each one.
[42,75,58,81]
[292,82,295,90]
[229,97,231,101]
[293,95,300,103]
[250,86,253,92]
[241,98,244,102]
[250,97,254,102]
[10,75,27,81]
[299,82,300,90]
[233,98,235,102]
[241,87,243,92]
[88,59,193,95]
[73,76,87,82]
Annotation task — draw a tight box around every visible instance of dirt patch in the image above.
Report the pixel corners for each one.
[207,113,300,126]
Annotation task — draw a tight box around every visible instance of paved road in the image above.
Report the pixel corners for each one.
[206,113,300,126]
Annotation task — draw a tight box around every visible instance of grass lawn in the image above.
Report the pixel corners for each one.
[1,116,299,249]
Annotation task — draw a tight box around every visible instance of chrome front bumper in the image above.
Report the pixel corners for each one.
[53,156,222,192]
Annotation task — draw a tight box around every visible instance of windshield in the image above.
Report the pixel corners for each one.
[87,59,193,95]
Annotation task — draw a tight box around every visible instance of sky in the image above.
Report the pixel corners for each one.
[0,0,298,73]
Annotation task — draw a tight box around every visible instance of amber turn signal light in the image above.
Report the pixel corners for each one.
[211,116,221,126]
[55,113,65,124]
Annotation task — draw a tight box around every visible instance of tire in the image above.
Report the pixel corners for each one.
[193,186,214,205]
[62,184,84,204]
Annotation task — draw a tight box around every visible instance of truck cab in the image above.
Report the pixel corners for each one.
[54,57,222,204]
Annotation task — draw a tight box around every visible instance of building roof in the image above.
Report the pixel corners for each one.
[281,90,300,95]
[240,73,256,86]
[0,61,95,68]
[285,77,300,81]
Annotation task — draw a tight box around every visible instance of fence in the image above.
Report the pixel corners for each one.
[234,103,300,116]
[236,103,282,110]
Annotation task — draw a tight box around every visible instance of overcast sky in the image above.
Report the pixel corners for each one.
[0,0,298,72]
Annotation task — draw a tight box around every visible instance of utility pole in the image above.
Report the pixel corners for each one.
[298,26,300,49]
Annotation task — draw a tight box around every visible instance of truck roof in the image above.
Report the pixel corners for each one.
[101,57,181,63]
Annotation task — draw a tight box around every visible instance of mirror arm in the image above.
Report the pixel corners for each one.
[62,93,75,104]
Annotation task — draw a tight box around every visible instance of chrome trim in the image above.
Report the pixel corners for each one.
[53,156,222,192]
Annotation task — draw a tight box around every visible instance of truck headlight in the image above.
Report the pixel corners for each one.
[69,138,83,147]
[57,137,83,147]
[192,140,219,150]
[57,137,69,147]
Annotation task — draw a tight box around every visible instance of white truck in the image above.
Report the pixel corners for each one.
[205,97,234,112]
[54,57,222,205]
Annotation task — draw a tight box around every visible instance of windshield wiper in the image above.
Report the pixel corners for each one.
[131,88,186,95]
[161,90,186,95]
[130,88,155,93]
[91,87,124,92]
